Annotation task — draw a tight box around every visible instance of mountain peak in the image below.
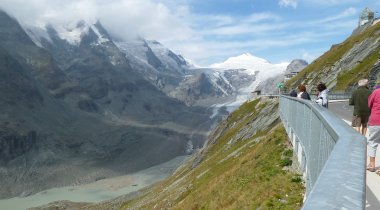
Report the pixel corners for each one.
[23,19,111,46]
[285,59,308,74]
[234,53,270,63]
[210,53,273,71]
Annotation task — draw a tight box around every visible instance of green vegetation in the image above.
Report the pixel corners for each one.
[118,99,304,210]
[335,47,380,90]
[287,22,380,91]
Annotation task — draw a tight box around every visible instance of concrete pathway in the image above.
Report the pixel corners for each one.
[329,101,380,209]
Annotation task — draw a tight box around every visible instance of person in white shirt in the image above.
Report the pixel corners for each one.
[316,83,328,108]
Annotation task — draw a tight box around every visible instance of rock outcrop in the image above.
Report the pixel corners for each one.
[287,22,380,91]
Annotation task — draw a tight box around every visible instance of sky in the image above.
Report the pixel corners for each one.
[1,0,380,66]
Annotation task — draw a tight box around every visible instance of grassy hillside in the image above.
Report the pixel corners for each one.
[287,22,380,91]
[84,98,304,210]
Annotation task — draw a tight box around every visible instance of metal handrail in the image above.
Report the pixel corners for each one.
[279,95,366,209]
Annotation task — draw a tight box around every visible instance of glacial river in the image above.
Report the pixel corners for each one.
[0,156,188,210]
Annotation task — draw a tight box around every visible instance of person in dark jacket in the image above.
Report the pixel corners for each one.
[349,79,372,135]
[297,84,310,100]
[289,89,297,97]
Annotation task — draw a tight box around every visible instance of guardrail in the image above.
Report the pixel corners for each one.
[328,92,352,100]
[310,91,352,100]
[279,95,366,209]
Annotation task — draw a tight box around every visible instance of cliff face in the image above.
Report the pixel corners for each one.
[287,22,380,91]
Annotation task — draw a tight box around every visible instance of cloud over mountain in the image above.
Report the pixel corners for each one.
[0,0,376,66]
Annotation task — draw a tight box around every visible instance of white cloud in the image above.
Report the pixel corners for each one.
[305,0,361,6]
[0,0,193,41]
[0,0,366,66]
[312,7,357,24]
[279,0,298,9]
[244,12,281,23]
[301,51,319,63]
[200,22,289,36]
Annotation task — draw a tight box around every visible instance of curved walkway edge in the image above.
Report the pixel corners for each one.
[329,100,380,209]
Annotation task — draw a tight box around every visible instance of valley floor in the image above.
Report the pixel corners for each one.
[0,156,189,210]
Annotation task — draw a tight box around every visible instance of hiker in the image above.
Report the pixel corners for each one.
[297,84,310,100]
[316,83,329,108]
[349,79,371,135]
[289,89,297,97]
[367,79,380,174]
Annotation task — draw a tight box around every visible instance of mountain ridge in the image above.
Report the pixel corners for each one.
[0,10,214,199]
[287,21,380,91]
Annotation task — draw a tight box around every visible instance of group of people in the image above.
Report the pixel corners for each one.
[289,79,380,175]
[289,83,329,108]
[350,79,380,175]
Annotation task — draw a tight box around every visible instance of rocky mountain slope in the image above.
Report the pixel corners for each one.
[287,21,380,91]
[63,98,304,209]
[284,59,308,75]
[0,8,283,199]
[0,10,213,198]
[115,40,255,106]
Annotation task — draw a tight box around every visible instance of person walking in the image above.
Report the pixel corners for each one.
[349,79,372,135]
[367,79,380,173]
[316,83,329,108]
[297,84,310,100]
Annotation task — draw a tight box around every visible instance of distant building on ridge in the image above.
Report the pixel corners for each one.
[359,7,377,26]
[353,7,379,35]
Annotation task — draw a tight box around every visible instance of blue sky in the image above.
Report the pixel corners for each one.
[157,0,380,65]
[1,0,380,65]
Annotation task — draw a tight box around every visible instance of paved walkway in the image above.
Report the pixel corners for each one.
[329,101,380,209]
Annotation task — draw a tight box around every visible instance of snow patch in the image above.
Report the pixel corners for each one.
[210,53,289,111]
[54,21,90,45]
[23,25,53,48]
[91,25,109,44]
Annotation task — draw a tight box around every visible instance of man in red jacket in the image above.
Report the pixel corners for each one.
[367,79,380,173]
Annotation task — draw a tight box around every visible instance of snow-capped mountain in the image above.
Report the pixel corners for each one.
[254,59,308,95]
[115,39,252,106]
[211,53,288,80]
[24,20,110,47]
[0,11,217,198]
[116,39,188,75]
[210,53,289,108]
[23,18,260,108]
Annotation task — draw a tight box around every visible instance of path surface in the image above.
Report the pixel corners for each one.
[329,101,380,209]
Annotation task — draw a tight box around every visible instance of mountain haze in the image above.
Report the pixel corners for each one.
[0,10,213,198]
